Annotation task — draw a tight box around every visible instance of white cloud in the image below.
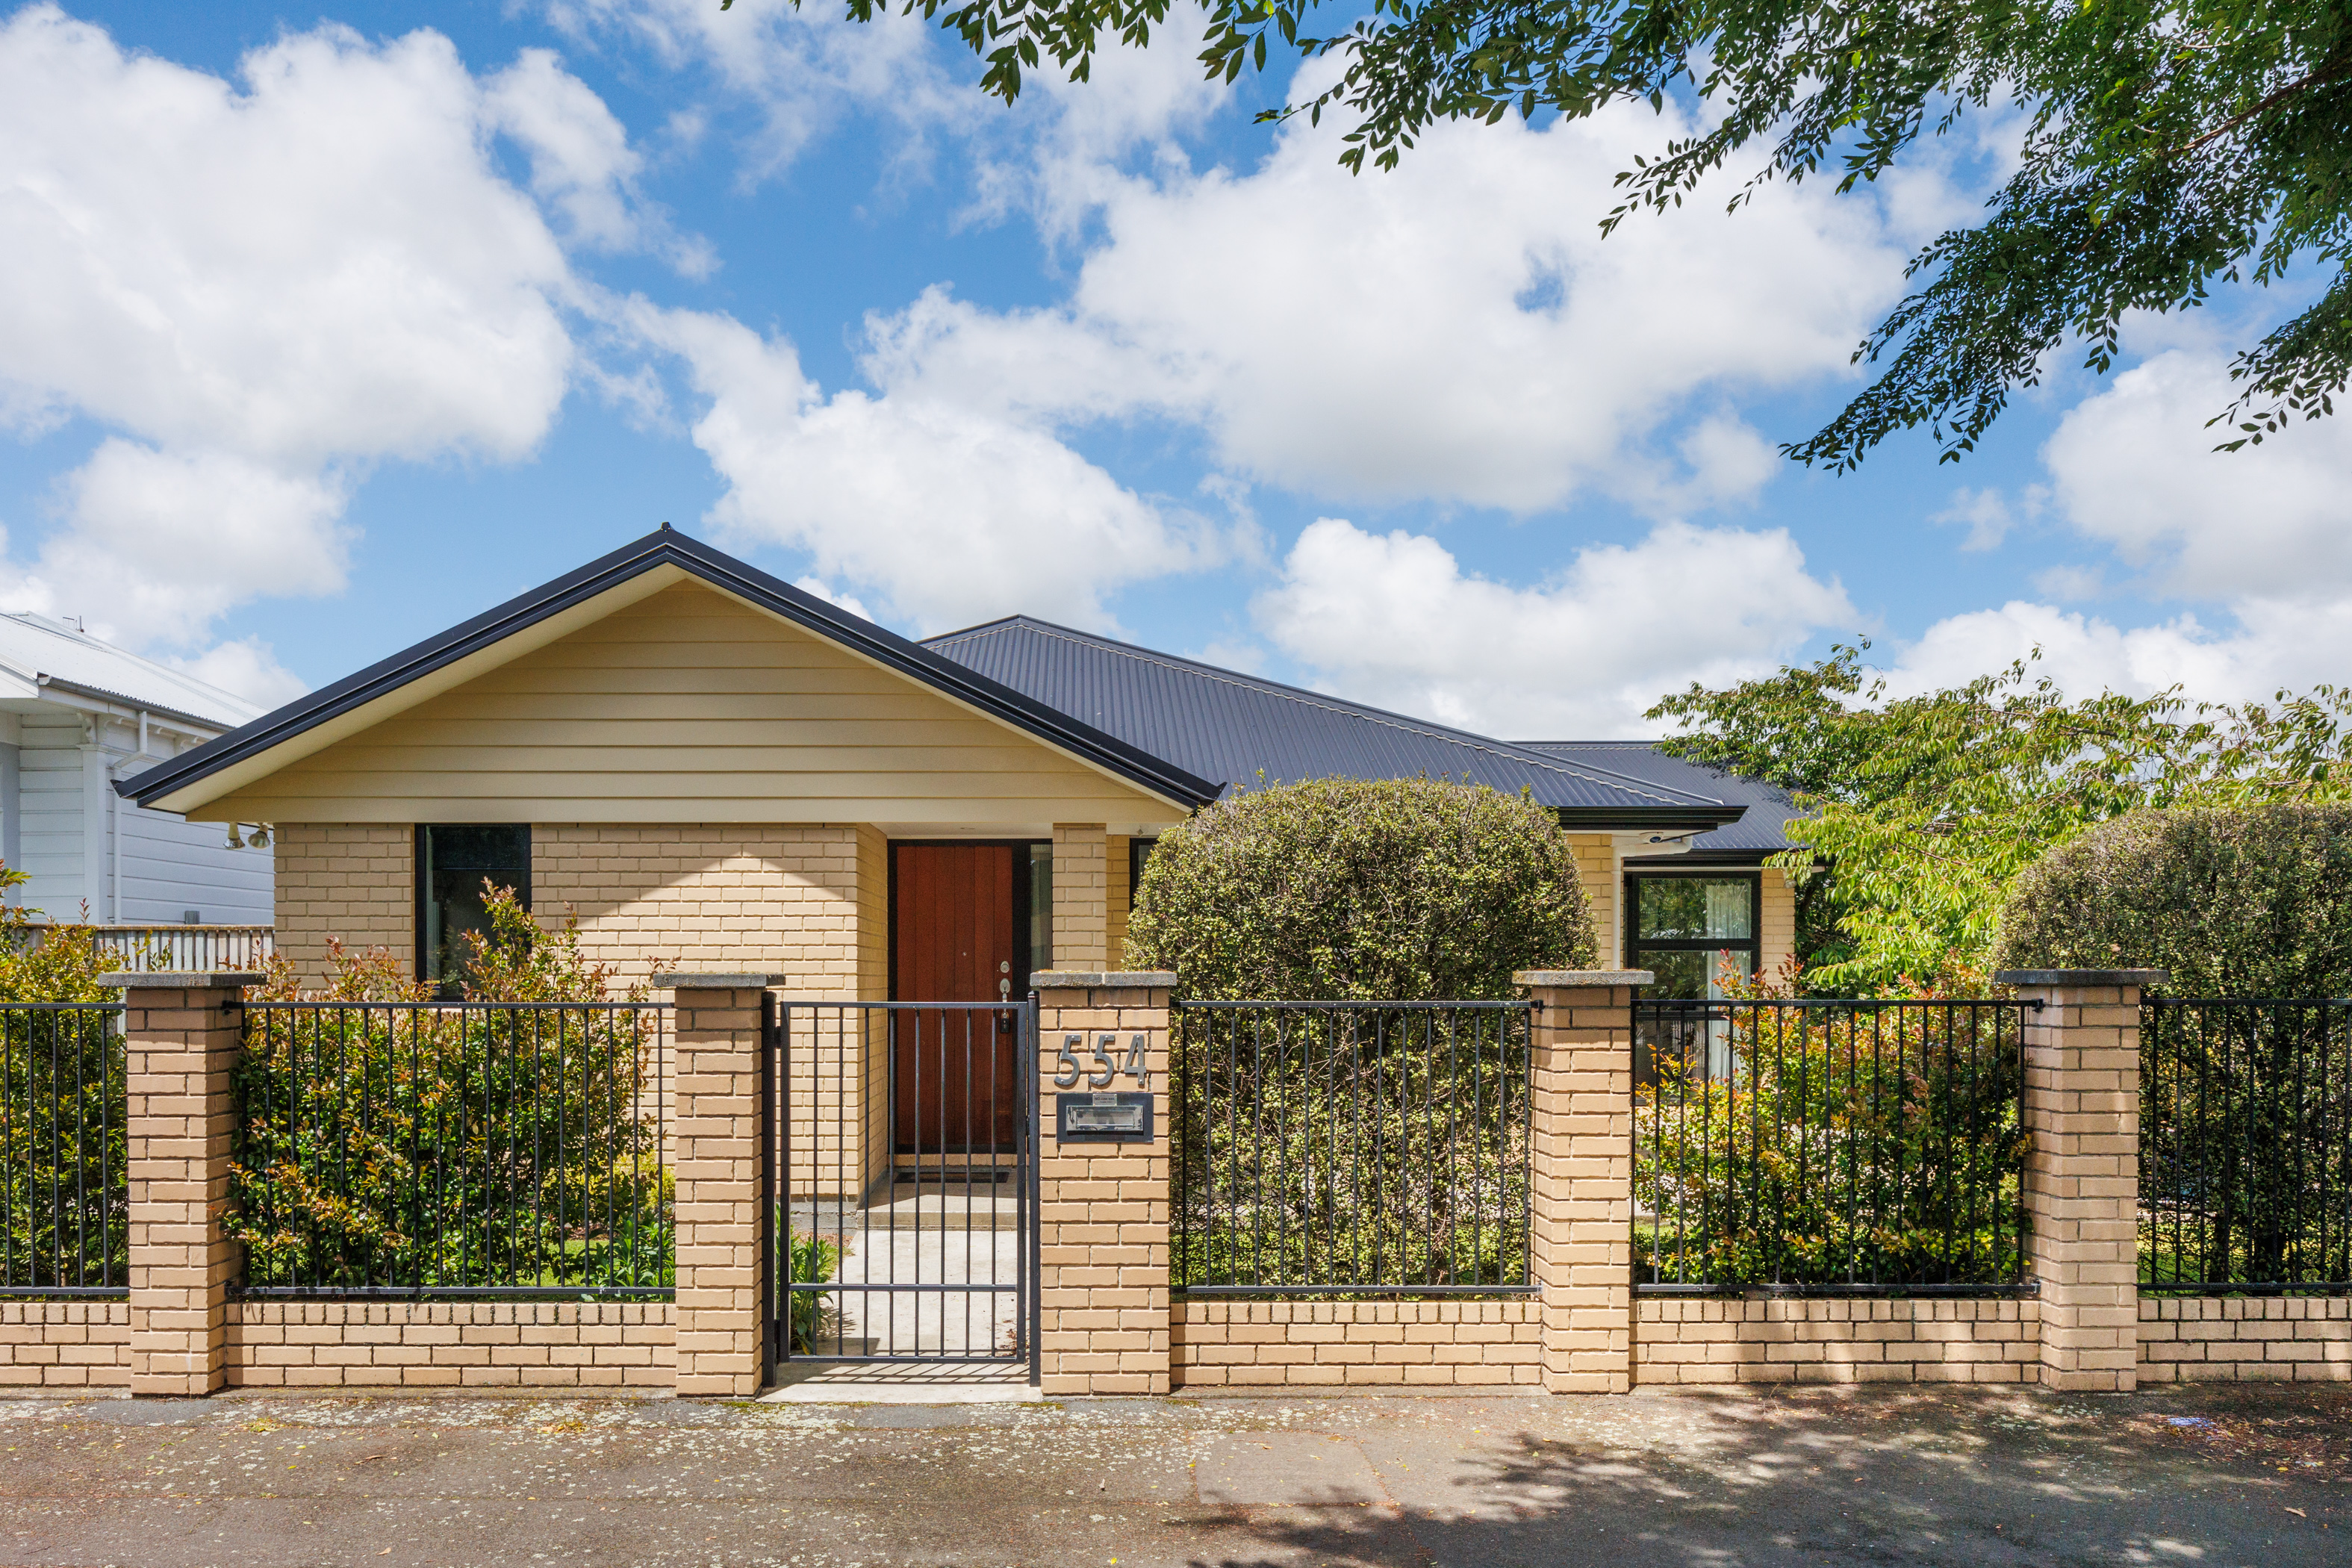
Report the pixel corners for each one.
[628,302,1231,632]
[1881,597,2352,706]
[541,0,979,184]
[2041,349,2352,600]
[1251,517,1857,736]
[1934,485,2043,553]
[0,7,669,665]
[163,638,310,710]
[858,97,1926,515]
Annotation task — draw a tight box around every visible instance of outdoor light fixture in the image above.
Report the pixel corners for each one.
[224,826,244,849]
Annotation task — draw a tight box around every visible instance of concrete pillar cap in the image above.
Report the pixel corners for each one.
[1513,969,1655,988]
[1030,971,1176,989]
[1993,968,2168,987]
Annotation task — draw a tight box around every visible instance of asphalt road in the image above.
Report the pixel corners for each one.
[0,1381,2344,1567]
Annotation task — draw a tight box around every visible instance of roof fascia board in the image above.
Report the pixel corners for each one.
[1556,806,1748,832]
[125,530,1218,816]
[135,564,689,814]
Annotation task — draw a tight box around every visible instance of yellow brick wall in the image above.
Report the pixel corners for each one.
[1758,867,1799,983]
[2140,1297,2352,1382]
[1635,1298,2041,1384]
[273,824,414,982]
[225,1302,673,1390]
[536,824,871,990]
[1036,982,1169,1396]
[1173,1300,1543,1389]
[1051,824,1109,971]
[1105,833,1131,968]
[1564,834,1617,965]
[0,1302,128,1390]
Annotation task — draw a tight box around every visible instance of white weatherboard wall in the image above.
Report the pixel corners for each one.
[0,615,273,925]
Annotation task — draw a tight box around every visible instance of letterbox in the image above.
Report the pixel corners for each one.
[1056,1091,1152,1143]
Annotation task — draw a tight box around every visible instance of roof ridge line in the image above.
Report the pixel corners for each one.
[962,620,1714,810]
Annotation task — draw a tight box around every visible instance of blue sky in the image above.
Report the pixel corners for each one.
[4,0,2345,738]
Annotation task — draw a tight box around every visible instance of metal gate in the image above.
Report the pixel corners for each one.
[767,997,1037,1375]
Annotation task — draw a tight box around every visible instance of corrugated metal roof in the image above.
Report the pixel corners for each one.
[921,617,1743,827]
[0,613,261,728]
[1513,741,1800,859]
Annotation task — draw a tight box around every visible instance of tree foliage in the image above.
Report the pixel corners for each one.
[1994,803,2352,995]
[756,0,2352,459]
[1127,777,1597,998]
[1652,645,2352,993]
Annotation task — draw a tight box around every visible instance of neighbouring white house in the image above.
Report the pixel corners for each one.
[0,612,275,948]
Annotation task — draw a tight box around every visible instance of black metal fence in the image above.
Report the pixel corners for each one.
[1634,998,2032,1294]
[1172,1001,1534,1295]
[2141,999,2352,1292]
[770,1000,1034,1366]
[232,1002,671,1297]
[0,1005,127,1296]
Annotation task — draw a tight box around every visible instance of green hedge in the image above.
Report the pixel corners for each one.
[1128,777,1596,999]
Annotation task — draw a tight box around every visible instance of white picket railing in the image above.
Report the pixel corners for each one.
[9,924,276,973]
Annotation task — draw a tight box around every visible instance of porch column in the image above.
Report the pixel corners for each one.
[1516,970,1649,1394]
[108,974,263,1396]
[1050,825,1109,971]
[660,975,781,1397]
[1032,971,1173,1396]
[1996,968,2161,1392]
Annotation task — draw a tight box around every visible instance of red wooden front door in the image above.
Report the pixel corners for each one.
[892,844,1021,1153]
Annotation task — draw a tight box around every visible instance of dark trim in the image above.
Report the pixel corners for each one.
[1556,806,1746,832]
[117,529,1220,812]
[1623,847,1808,867]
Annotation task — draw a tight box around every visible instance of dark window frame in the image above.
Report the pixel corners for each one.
[414,824,532,987]
[1623,869,1763,996]
[1127,837,1157,910]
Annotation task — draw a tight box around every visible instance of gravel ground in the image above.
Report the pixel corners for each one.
[0,1381,2345,1567]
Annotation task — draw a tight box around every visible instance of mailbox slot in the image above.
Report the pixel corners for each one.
[1056,1091,1152,1143]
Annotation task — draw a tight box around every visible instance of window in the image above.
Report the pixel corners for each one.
[1027,841,1053,973]
[1625,873,1761,999]
[1128,838,1156,909]
[417,825,530,986]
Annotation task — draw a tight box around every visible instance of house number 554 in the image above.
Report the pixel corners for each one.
[1055,1033,1148,1090]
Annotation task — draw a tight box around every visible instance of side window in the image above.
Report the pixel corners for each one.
[417,824,531,986]
[1027,841,1053,974]
[1128,838,1156,909]
[1625,874,1760,999]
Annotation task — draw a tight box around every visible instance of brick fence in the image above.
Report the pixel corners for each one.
[7,968,2347,1397]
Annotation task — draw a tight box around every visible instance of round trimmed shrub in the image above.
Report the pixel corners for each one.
[1125,777,1598,999]
[1993,803,2352,996]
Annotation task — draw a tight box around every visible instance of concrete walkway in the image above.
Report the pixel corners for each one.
[0,1383,2344,1566]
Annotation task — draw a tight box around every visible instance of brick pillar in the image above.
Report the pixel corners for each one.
[1032,971,1172,1396]
[110,974,261,1397]
[661,975,778,1397]
[1996,968,2163,1393]
[1517,970,1649,1394]
[1049,825,1109,971]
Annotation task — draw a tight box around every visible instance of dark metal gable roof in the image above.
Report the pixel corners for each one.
[1513,741,1801,860]
[117,530,1220,812]
[922,617,1743,829]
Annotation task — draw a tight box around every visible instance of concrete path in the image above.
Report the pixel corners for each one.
[0,1383,2345,1566]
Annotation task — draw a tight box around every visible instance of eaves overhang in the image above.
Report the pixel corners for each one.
[116,529,1222,815]
[1557,805,1749,833]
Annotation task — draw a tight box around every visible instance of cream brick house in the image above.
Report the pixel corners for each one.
[122,526,1794,1000]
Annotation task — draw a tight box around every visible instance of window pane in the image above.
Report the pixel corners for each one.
[1634,877,1754,941]
[1029,842,1054,974]
[420,824,529,983]
[1634,946,1755,1000]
